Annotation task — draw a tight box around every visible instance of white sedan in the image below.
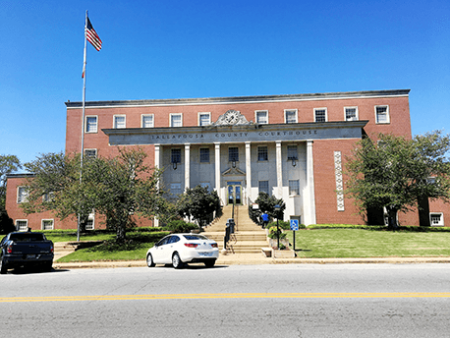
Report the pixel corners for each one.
[146,233,219,269]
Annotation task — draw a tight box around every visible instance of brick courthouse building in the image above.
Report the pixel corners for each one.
[6,89,448,230]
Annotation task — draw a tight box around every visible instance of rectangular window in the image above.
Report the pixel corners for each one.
[285,110,297,124]
[84,149,97,159]
[43,192,54,202]
[86,116,98,133]
[375,105,390,124]
[287,146,298,161]
[170,114,182,127]
[142,115,154,128]
[314,108,327,123]
[15,220,28,232]
[17,186,29,203]
[200,148,210,163]
[255,111,268,124]
[289,180,300,196]
[171,149,181,163]
[199,113,211,126]
[259,181,269,195]
[42,219,54,230]
[258,146,268,161]
[170,183,182,196]
[229,147,239,162]
[114,115,126,129]
[345,107,358,121]
[430,213,444,226]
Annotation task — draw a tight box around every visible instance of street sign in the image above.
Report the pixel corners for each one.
[290,219,299,231]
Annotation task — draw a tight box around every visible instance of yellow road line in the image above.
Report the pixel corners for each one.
[1,293,450,303]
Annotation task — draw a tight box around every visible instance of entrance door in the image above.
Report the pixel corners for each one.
[227,184,242,205]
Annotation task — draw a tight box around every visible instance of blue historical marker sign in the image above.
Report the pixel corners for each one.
[290,219,299,231]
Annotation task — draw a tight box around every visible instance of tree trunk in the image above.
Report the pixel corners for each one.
[387,207,399,231]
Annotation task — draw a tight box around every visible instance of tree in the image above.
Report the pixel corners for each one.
[249,192,285,224]
[0,155,22,234]
[345,131,450,228]
[0,155,22,206]
[176,185,222,227]
[23,149,163,243]
[23,152,95,230]
[79,149,163,243]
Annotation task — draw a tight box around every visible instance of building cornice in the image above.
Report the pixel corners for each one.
[66,89,410,109]
[103,120,369,146]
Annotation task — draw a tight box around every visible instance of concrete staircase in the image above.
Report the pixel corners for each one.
[203,205,269,254]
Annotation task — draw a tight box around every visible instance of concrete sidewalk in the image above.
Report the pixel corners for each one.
[53,254,450,270]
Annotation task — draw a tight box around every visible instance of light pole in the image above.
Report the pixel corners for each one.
[274,204,280,250]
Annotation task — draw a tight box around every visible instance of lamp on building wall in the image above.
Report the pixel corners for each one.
[232,160,237,168]
[274,204,281,250]
[292,159,297,167]
[172,162,177,170]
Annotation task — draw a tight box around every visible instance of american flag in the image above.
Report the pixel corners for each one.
[85,17,102,51]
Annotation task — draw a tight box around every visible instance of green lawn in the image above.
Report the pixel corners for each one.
[286,229,450,258]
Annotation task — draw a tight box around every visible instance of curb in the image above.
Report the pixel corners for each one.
[53,257,450,270]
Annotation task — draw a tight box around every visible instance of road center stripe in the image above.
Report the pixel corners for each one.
[1,293,450,303]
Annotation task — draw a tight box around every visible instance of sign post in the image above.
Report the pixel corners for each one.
[290,219,299,251]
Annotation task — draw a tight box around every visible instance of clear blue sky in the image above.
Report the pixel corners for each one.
[1,0,449,166]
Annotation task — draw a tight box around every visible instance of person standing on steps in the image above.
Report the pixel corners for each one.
[261,211,269,229]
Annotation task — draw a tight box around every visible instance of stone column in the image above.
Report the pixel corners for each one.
[245,141,251,205]
[184,143,190,192]
[304,140,317,225]
[214,143,221,200]
[276,141,283,198]
[154,144,161,227]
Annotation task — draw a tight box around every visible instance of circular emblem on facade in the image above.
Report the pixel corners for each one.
[224,110,240,125]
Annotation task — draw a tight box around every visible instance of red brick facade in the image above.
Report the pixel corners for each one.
[6,89,449,229]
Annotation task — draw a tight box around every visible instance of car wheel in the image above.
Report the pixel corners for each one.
[0,259,7,275]
[204,260,216,268]
[45,261,53,272]
[146,253,155,267]
[172,253,184,269]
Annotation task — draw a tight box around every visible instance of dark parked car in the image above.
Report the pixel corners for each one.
[0,232,54,274]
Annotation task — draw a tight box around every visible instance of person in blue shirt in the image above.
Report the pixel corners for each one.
[261,211,269,229]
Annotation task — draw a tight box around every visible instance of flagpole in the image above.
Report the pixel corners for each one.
[77,10,88,242]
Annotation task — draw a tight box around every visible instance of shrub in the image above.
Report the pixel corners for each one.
[163,220,199,233]
[267,226,287,240]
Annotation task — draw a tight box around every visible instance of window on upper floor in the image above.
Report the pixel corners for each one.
[375,105,390,124]
[17,186,29,203]
[86,116,98,133]
[345,107,358,121]
[142,114,154,128]
[171,148,181,164]
[314,108,327,123]
[114,115,126,129]
[229,147,239,162]
[200,148,210,163]
[285,110,297,124]
[170,114,182,127]
[287,145,298,161]
[255,111,268,124]
[258,146,268,161]
[199,113,211,126]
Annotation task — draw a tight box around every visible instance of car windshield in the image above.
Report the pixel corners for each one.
[183,235,208,241]
[9,233,46,242]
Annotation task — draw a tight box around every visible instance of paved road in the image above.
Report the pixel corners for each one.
[1,264,450,337]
